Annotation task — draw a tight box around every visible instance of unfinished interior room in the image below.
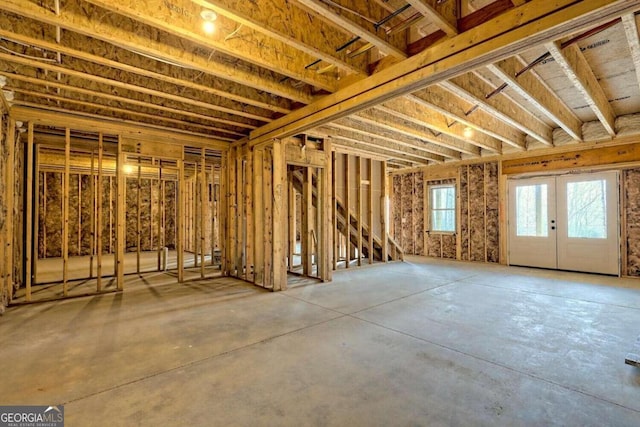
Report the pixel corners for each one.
[2,0,640,424]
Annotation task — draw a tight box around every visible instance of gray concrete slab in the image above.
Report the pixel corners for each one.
[2,256,640,425]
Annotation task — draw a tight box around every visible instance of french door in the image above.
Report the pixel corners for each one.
[508,171,619,275]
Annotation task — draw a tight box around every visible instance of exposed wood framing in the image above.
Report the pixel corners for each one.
[623,14,640,95]
[356,156,363,266]
[63,128,71,296]
[115,135,125,290]
[25,123,34,301]
[406,0,458,35]
[272,139,287,290]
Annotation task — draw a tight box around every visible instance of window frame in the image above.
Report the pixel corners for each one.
[428,183,457,234]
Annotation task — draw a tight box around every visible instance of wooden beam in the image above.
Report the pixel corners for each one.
[458,0,513,33]
[0,27,290,113]
[83,0,337,92]
[12,106,230,151]
[487,56,582,142]
[410,88,526,149]
[192,0,366,76]
[623,14,640,96]
[248,0,634,146]
[295,0,407,59]
[406,0,458,35]
[0,54,261,129]
[380,98,500,153]
[546,42,616,137]
[441,75,553,145]
[354,110,463,160]
[3,74,247,138]
[0,0,311,103]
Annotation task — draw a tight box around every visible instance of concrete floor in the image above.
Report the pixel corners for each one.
[2,256,640,426]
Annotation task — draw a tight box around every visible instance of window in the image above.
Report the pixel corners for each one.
[566,180,607,239]
[430,185,456,233]
[515,184,548,237]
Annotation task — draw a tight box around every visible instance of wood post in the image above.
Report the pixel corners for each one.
[97,134,103,291]
[381,161,388,263]
[323,139,333,281]
[288,170,295,272]
[332,151,338,270]
[200,149,206,278]
[25,123,34,301]
[253,149,264,284]
[136,157,141,274]
[177,151,185,282]
[115,135,125,290]
[498,162,508,265]
[3,119,15,302]
[356,157,362,266]
[272,139,286,291]
[263,148,273,289]
[302,166,312,276]
[62,128,71,296]
[89,150,95,279]
[368,158,374,264]
[245,152,253,282]
[33,143,40,285]
[344,154,351,268]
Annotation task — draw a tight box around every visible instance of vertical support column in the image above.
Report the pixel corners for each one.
[253,149,264,284]
[322,139,333,281]
[115,135,125,291]
[33,143,40,286]
[25,123,34,301]
[89,150,95,279]
[62,128,71,296]
[177,150,185,282]
[3,119,15,302]
[381,161,388,263]
[200,149,206,278]
[302,166,312,276]
[498,162,507,265]
[219,153,228,275]
[368,159,374,264]
[263,148,273,289]
[210,165,216,267]
[157,162,163,271]
[245,152,254,282]
[136,157,141,274]
[78,175,82,256]
[193,166,198,268]
[315,167,322,276]
[287,171,294,272]
[344,154,351,269]
[272,139,286,291]
[97,134,103,291]
[227,148,237,276]
[356,157,362,267]
[331,151,338,271]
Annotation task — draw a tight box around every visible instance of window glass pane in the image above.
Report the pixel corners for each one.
[430,185,455,232]
[431,187,455,209]
[516,184,548,237]
[431,210,455,232]
[567,180,607,239]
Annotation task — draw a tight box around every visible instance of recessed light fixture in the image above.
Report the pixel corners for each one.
[200,9,217,35]
[463,126,473,138]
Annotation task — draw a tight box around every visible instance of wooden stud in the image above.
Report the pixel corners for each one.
[368,159,374,264]
[323,138,333,281]
[78,174,82,256]
[42,171,47,263]
[25,122,34,301]
[356,157,363,266]
[288,170,295,272]
[381,161,389,263]
[136,157,141,274]
[33,143,40,285]
[483,163,488,263]
[219,153,228,276]
[115,135,125,290]
[272,139,287,290]
[89,149,95,278]
[109,176,113,258]
[3,119,15,302]
[97,133,103,291]
[227,149,236,276]
[344,155,350,269]
[302,166,312,276]
[157,163,163,271]
[177,151,185,283]
[62,128,71,296]
[263,148,273,289]
[200,149,206,278]
[253,149,265,284]
[620,171,628,276]
[498,162,507,265]
[466,165,471,261]
[315,167,322,276]
[193,167,198,269]
[423,170,428,257]
[210,165,216,267]
[245,152,254,282]
[332,151,338,270]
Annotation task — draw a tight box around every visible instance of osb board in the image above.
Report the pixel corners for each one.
[625,169,640,276]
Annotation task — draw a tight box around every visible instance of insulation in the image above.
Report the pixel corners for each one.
[625,169,640,276]
[43,172,63,258]
[460,167,470,261]
[401,173,413,254]
[392,174,402,248]
[80,175,93,256]
[485,163,500,263]
[68,175,80,256]
[442,234,457,259]
[468,164,485,262]
[413,173,424,256]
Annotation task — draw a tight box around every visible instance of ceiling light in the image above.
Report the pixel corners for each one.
[463,126,473,138]
[201,9,217,35]
[123,164,134,174]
